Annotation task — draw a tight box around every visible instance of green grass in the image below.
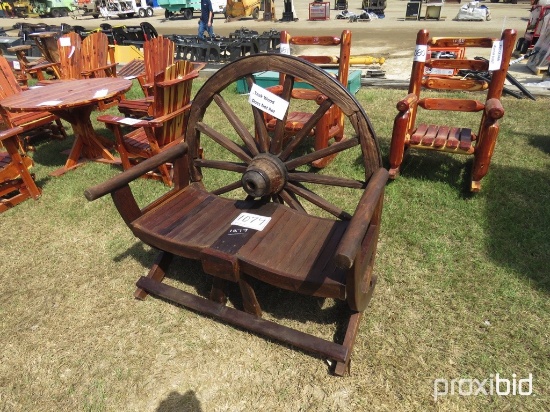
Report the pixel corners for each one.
[0,79,548,411]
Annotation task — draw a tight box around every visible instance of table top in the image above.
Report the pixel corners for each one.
[0,78,132,113]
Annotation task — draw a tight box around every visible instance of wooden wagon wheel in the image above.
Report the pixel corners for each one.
[185,53,383,312]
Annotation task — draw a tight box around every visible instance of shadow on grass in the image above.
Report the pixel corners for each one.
[483,164,550,294]
[526,133,550,155]
[156,390,203,412]
[384,149,475,196]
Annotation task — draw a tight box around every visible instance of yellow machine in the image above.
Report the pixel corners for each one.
[226,0,261,20]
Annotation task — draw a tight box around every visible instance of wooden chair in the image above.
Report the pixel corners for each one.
[98,60,200,186]
[0,55,67,149]
[117,36,175,118]
[389,29,517,192]
[85,54,388,375]
[264,30,352,168]
[0,126,41,213]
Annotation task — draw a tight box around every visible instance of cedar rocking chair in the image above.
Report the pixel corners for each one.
[264,30,352,168]
[85,54,388,375]
[98,60,200,186]
[0,55,67,149]
[389,29,517,191]
[0,127,41,213]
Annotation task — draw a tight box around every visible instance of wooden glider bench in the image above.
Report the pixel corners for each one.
[85,54,388,375]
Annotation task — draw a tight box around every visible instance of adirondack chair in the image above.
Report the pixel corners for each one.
[0,126,41,213]
[0,55,67,149]
[98,60,200,186]
[389,29,517,192]
[117,35,175,118]
[29,32,119,110]
[264,30,351,168]
[85,54,388,375]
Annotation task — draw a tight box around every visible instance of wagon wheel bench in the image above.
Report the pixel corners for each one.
[85,54,388,375]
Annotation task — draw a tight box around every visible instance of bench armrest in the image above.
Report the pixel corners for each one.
[84,143,188,201]
[334,167,389,269]
[26,62,60,73]
[81,63,117,78]
[396,93,418,112]
[485,98,504,120]
[0,126,24,143]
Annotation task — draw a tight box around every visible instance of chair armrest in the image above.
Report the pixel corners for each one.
[84,143,188,201]
[334,168,389,269]
[26,62,60,73]
[485,98,504,120]
[81,63,117,77]
[97,114,148,128]
[396,93,418,112]
[0,126,24,143]
[147,103,192,127]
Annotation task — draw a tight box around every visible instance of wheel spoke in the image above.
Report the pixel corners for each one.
[285,137,359,171]
[196,121,252,163]
[211,180,243,196]
[269,74,295,155]
[194,159,247,173]
[213,93,259,157]
[246,75,270,153]
[288,172,365,189]
[278,188,307,213]
[285,182,352,220]
[279,99,334,161]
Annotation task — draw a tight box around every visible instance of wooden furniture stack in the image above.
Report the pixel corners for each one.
[85,54,388,375]
[264,29,352,168]
[388,29,517,191]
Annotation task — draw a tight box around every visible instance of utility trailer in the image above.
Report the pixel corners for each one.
[159,0,226,20]
[98,0,153,19]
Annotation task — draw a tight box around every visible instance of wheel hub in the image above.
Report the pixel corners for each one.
[241,154,287,198]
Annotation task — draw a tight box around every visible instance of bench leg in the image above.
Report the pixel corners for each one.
[210,277,228,305]
[135,251,173,300]
[333,311,363,377]
[238,274,262,317]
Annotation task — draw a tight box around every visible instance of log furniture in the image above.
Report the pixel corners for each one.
[388,29,517,192]
[0,126,41,213]
[85,54,387,375]
[264,30,352,168]
[0,55,67,149]
[98,60,201,186]
[0,78,132,176]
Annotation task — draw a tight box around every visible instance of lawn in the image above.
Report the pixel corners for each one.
[1,78,548,411]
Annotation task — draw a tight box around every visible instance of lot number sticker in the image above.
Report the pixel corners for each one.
[231,213,271,231]
[414,45,428,62]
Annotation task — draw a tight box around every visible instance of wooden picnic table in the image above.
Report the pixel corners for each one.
[0,78,132,176]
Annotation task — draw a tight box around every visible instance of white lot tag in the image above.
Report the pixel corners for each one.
[29,85,44,89]
[279,43,290,55]
[118,117,142,125]
[231,213,271,231]
[414,45,428,62]
[59,37,71,47]
[37,100,62,106]
[489,40,503,71]
[425,67,454,76]
[248,83,289,121]
[12,61,21,70]
[93,89,109,98]
[124,76,137,80]
[68,46,75,59]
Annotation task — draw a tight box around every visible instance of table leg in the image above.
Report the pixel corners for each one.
[50,104,120,176]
